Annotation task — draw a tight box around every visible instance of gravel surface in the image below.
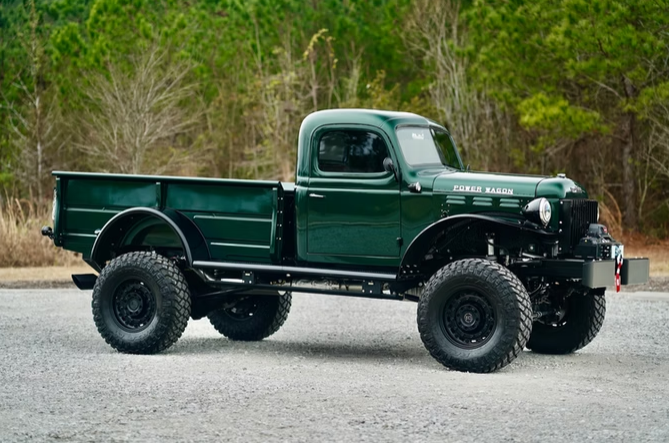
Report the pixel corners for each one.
[0,289,668,442]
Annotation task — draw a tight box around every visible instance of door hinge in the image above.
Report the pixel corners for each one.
[397,237,403,247]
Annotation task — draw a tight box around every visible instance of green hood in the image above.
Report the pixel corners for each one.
[432,171,588,199]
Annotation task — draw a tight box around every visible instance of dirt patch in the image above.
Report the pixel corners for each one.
[1,274,666,292]
[0,266,93,289]
[0,279,76,289]
[0,251,664,291]
[619,276,669,293]
[0,266,93,281]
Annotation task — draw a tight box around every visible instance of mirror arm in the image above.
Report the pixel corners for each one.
[390,165,400,183]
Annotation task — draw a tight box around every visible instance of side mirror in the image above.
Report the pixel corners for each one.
[383,157,399,182]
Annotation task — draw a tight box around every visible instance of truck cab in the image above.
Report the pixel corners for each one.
[296,109,457,268]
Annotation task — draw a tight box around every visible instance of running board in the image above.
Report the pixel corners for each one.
[191,261,397,281]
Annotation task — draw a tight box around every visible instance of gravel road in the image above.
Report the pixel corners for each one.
[1,289,668,443]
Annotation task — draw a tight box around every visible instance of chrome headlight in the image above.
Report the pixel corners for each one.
[523,197,552,227]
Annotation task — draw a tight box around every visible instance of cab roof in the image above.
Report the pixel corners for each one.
[300,109,445,134]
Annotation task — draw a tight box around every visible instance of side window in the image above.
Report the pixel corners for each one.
[318,130,388,174]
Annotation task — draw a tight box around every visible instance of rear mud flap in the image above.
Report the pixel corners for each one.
[72,274,98,290]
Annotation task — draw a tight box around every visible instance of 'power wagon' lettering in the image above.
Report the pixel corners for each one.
[452,185,482,193]
[485,187,514,195]
[452,185,514,195]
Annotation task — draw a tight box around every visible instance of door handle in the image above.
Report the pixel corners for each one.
[309,193,325,199]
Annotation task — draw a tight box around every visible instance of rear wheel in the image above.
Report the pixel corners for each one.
[208,291,291,341]
[527,290,606,354]
[417,258,532,373]
[92,251,191,354]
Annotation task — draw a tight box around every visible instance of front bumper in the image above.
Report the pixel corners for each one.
[620,258,650,286]
[519,257,650,289]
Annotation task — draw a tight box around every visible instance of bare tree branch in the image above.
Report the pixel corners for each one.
[403,0,510,170]
[75,47,199,174]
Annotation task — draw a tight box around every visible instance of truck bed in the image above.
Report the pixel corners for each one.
[53,171,292,264]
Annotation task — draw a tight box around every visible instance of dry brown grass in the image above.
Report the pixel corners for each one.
[0,198,81,268]
[589,207,668,275]
[625,240,669,277]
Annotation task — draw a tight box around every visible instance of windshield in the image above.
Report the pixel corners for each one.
[396,127,462,169]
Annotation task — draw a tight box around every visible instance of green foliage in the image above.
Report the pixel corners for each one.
[1,0,669,234]
[469,0,669,231]
[470,0,669,120]
[517,92,604,151]
[635,82,669,117]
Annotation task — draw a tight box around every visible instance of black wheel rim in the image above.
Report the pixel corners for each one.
[112,280,157,331]
[224,297,259,321]
[441,291,496,348]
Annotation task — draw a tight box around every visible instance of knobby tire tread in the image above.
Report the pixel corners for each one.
[527,292,605,354]
[208,293,292,341]
[417,258,532,373]
[92,251,191,354]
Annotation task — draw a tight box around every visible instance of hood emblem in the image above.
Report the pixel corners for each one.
[453,185,514,195]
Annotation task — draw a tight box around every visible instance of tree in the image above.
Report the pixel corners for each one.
[1,0,63,199]
[470,0,669,230]
[404,0,512,170]
[76,48,198,174]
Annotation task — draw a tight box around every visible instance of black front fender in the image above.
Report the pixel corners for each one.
[89,207,210,271]
[399,214,555,273]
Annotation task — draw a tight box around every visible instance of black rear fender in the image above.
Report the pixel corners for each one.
[89,207,210,271]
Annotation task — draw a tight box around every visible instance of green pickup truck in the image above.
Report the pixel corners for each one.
[42,109,649,373]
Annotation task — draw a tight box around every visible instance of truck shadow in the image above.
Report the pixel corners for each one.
[172,336,432,365]
[165,337,665,373]
[169,338,628,371]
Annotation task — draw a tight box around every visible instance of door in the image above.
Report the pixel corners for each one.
[306,126,401,267]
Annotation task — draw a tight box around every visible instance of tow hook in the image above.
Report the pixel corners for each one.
[41,226,54,240]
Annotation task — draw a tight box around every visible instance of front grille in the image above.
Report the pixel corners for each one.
[560,199,599,250]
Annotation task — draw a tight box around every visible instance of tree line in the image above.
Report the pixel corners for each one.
[1,0,669,236]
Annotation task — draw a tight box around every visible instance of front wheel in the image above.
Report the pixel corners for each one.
[91,251,191,354]
[527,290,606,354]
[417,259,532,373]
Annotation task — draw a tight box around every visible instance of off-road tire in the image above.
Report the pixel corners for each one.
[417,258,532,373]
[527,291,606,354]
[92,251,191,354]
[208,292,291,341]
